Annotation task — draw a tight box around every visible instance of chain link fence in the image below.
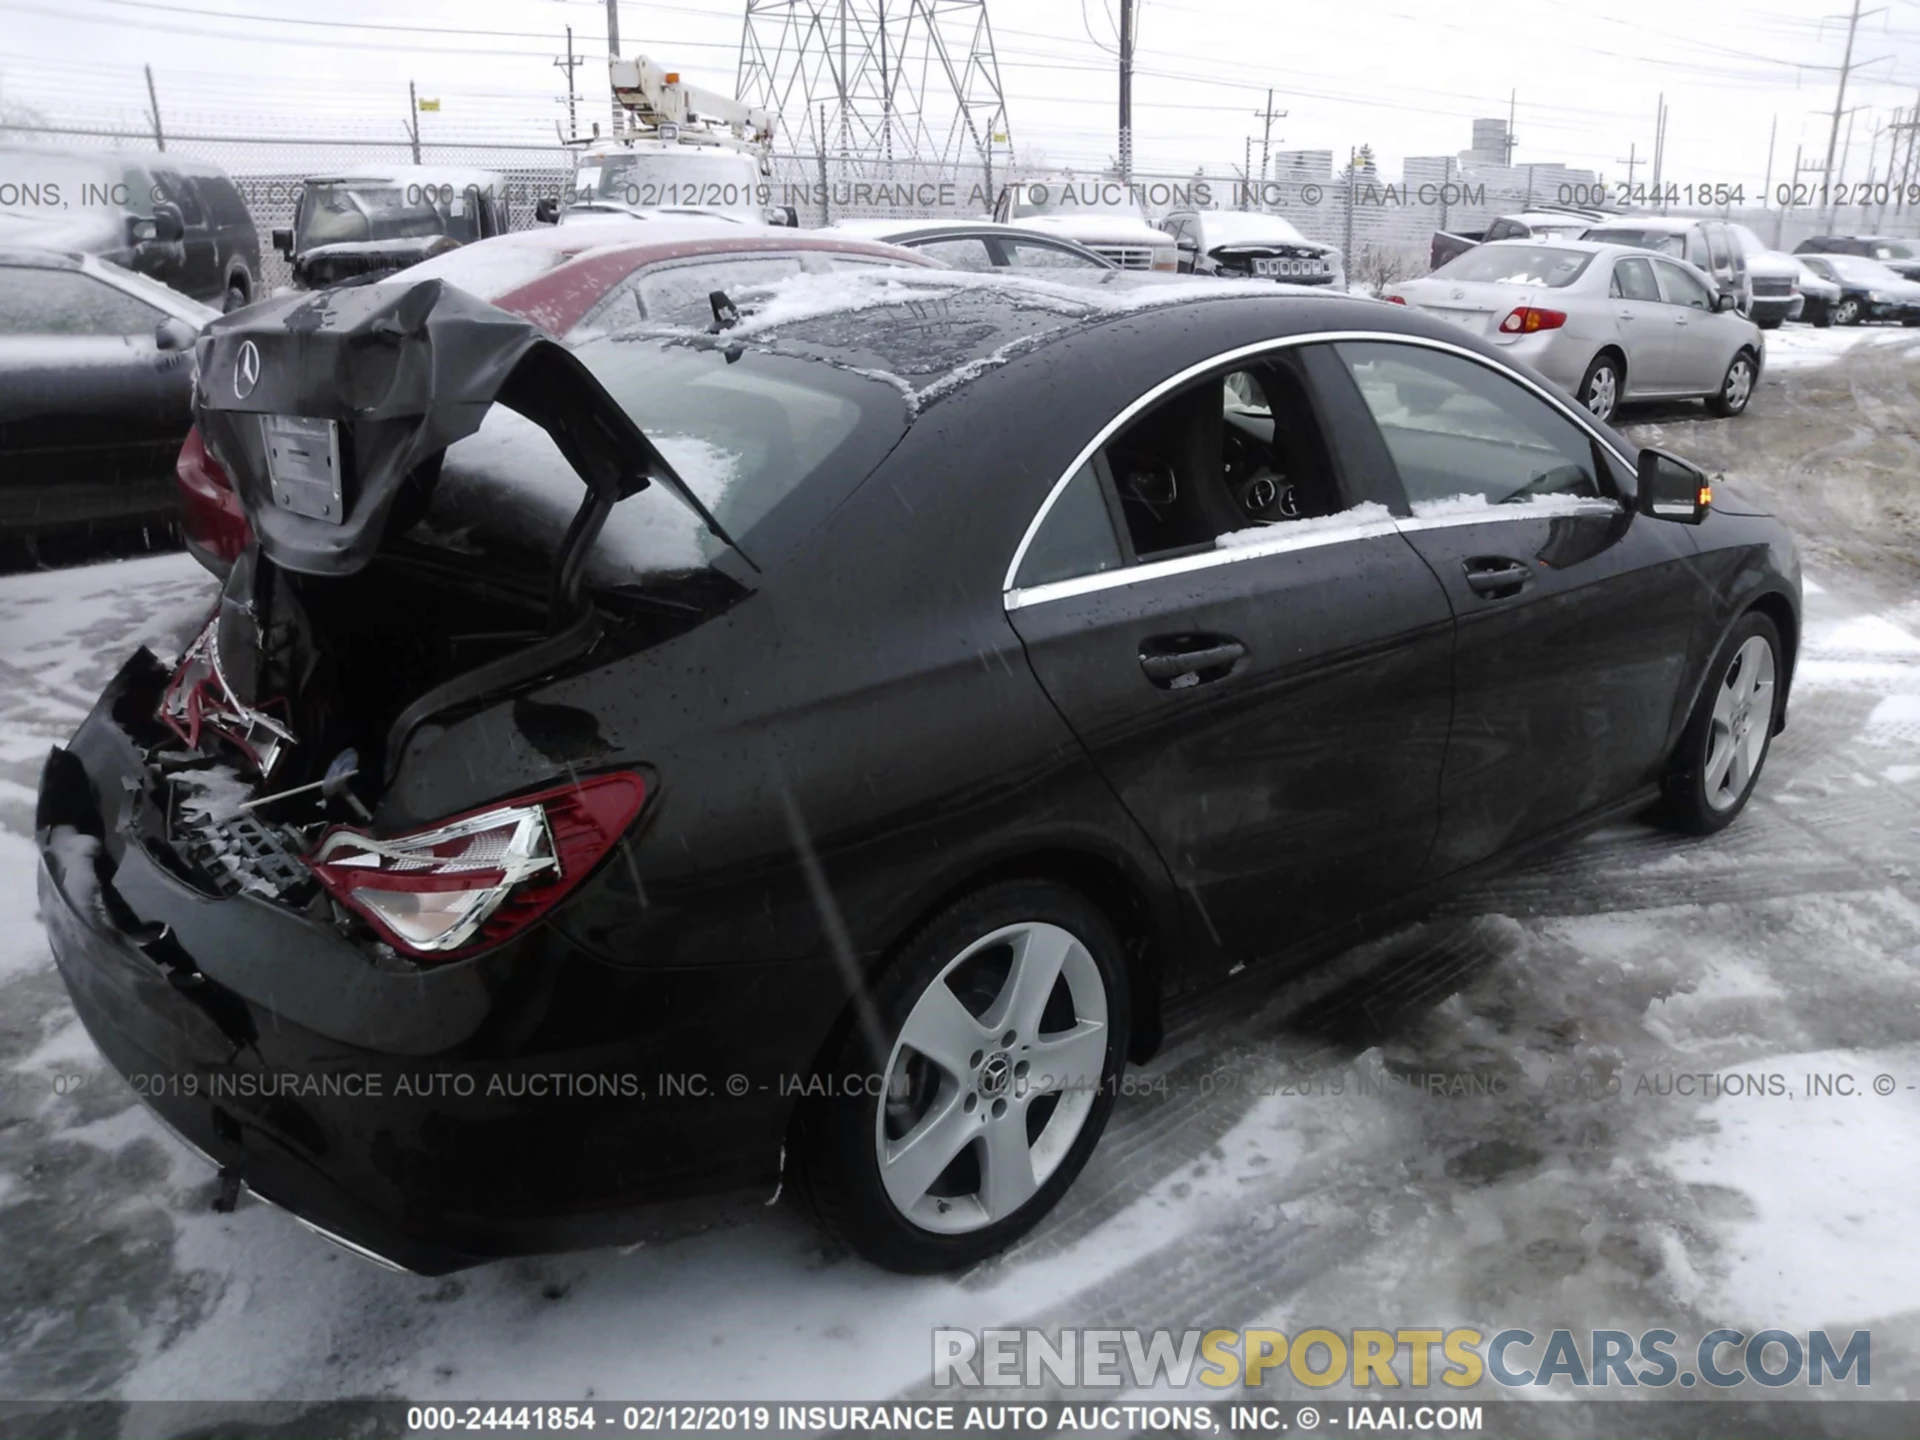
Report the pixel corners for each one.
[8,123,1919,295]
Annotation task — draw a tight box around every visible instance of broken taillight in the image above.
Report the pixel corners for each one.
[306,772,648,959]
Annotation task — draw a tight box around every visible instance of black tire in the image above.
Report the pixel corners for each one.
[1576,352,1623,423]
[1657,612,1782,835]
[793,879,1130,1273]
[1706,349,1757,418]
[1810,302,1833,329]
[1833,297,1862,326]
[223,276,250,313]
[1756,316,1782,331]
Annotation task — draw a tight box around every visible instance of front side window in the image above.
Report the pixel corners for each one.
[1584,227,1686,259]
[1655,261,1715,311]
[1335,342,1604,511]
[0,268,163,337]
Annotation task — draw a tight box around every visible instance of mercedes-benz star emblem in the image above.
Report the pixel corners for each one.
[233,340,261,399]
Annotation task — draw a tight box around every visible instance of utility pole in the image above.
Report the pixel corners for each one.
[406,80,421,164]
[1616,141,1639,191]
[1505,89,1516,167]
[1761,115,1776,207]
[1117,0,1134,182]
[143,64,165,151]
[554,26,582,142]
[1254,88,1286,184]
[606,0,621,135]
[1816,0,1886,226]
[1897,94,1920,215]
[1650,94,1667,204]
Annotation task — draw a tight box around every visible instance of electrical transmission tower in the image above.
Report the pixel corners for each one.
[737,0,1010,191]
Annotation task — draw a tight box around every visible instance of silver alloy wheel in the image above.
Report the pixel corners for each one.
[1704,635,1776,811]
[1723,357,1753,411]
[1584,364,1618,420]
[1835,298,1861,325]
[876,921,1109,1234]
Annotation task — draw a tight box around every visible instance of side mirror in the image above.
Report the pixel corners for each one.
[271,228,294,259]
[154,316,198,352]
[1636,447,1712,525]
[1714,291,1738,313]
[781,205,799,228]
[534,197,560,225]
[152,203,185,244]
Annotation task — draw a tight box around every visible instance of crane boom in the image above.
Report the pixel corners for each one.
[609,57,774,147]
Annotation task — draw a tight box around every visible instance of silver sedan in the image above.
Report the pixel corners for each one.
[1384,238,1764,422]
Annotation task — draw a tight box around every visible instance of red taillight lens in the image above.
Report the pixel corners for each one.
[1498,306,1567,334]
[175,425,253,566]
[1384,294,1408,304]
[307,772,648,960]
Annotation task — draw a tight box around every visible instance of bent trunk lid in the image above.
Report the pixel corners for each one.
[193,278,736,576]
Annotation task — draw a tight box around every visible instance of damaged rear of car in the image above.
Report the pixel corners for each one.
[34,276,911,1272]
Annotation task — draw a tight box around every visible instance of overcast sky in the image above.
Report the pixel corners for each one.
[4,0,1919,192]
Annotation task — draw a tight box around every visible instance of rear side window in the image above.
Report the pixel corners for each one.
[913,238,997,272]
[1014,462,1123,589]
[1335,342,1603,510]
[1005,239,1104,271]
[573,255,809,337]
[0,268,163,336]
[1610,257,1660,302]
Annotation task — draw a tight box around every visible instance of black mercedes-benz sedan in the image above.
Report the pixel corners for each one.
[35,269,1799,1275]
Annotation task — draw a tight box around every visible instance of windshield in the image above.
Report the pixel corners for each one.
[1583,227,1686,257]
[1728,224,1770,257]
[296,183,482,249]
[1012,182,1148,222]
[1869,240,1917,261]
[407,341,908,586]
[1433,245,1594,287]
[569,152,765,215]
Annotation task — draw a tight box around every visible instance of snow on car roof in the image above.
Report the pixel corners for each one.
[406,217,752,300]
[607,267,1334,411]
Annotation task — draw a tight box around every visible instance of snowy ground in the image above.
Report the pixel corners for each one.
[2,334,1918,1422]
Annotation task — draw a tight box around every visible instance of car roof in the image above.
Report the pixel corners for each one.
[1583,216,1705,233]
[586,268,1423,410]
[1183,210,1313,244]
[483,232,941,335]
[303,164,504,189]
[0,246,83,271]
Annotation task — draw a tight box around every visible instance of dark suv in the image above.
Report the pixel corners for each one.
[1794,235,1920,283]
[0,147,261,311]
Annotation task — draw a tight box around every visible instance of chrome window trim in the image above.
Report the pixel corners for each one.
[1001,329,1638,606]
[1007,518,1403,610]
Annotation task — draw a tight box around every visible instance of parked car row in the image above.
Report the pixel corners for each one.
[36,238,1801,1276]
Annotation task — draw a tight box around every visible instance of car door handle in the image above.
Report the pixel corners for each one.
[1463,558,1532,598]
[1139,638,1246,684]
[1617,308,1636,320]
